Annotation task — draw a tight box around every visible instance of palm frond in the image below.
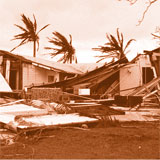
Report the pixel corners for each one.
[21,14,34,33]
[33,14,37,32]
[57,55,65,63]
[110,35,120,49]
[151,33,160,39]
[14,24,28,33]
[69,34,72,45]
[37,24,50,35]
[95,53,117,58]
[10,38,28,52]
[45,32,77,63]
[36,39,40,51]
[116,28,121,43]
[50,52,64,58]
[45,47,56,50]
[53,32,69,45]
[120,32,124,50]
[124,39,135,52]
[93,28,134,63]
[12,32,29,40]
[96,57,108,63]
[93,45,119,53]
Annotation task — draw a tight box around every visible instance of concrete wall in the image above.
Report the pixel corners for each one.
[22,63,60,88]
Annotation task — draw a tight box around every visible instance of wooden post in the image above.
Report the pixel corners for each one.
[2,58,6,78]
[19,60,23,90]
[5,60,10,83]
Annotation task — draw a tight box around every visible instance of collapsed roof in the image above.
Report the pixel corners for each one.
[31,57,129,95]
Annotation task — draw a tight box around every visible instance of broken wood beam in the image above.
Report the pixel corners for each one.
[128,76,160,96]
[143,90,158,100]
[0,99,25,107]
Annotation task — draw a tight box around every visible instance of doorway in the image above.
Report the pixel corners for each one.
[9,70,17,90]
[142,67,154,84]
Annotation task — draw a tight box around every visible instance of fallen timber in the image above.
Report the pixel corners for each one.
[127,76,160,96]
[0,95,160,147]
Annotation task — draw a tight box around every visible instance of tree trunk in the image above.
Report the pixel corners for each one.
[33,41,36,57]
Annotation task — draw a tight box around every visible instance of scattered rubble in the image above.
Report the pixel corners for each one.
[1,50,160,147]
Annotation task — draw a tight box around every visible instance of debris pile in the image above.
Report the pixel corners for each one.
[0,129,16,146]
[0,97,99,133]
[1,49,160,147]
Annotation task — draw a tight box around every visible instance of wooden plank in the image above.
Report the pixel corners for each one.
[143,90,158,99]
[128,76,160,96]
[68,103,101,108]
[0,99,25,107]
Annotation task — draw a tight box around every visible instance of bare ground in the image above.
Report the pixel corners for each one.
[0,121,160,159]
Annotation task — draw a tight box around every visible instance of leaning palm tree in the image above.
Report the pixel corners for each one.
[11,14,49,57]
[92,28,135,63]
[45,31,77,64]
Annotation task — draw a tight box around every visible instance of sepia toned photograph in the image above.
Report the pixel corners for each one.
[0,0,160,159]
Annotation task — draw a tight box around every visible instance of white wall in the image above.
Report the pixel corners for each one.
[136,55,152,68]
[120,55,153,96]
[22,63,60,88]
[120,64,142,96]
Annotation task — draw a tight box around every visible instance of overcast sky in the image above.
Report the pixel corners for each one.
[0,0,160,62]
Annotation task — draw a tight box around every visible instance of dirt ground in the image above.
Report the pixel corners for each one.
[0,121,160,159]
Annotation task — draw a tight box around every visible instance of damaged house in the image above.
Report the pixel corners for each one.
[30,47,160,107]
[120,54,156,96]
[0,50,81,91]
[0,49,160,137]
[0,50,103,91]
[1,47,160,106]
[33,54,156,96]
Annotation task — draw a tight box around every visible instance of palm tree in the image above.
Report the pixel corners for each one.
[92,28,135,63]
[11,14,49,57]
[45,31,77,64]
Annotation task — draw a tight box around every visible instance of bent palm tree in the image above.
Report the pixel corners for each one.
[93,28,135,63]
[11,14,49,57]
[45,31,77,63]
